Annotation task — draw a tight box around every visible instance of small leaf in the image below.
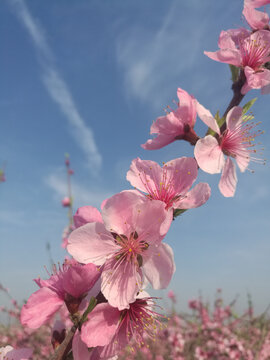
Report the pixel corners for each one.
[173,208,187,219]
[242,98,257,114]
[229,64,239,82]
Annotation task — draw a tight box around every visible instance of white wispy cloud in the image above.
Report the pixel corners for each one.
[9,0,102,173]
[45,173,112,209]
[116,1,208,108]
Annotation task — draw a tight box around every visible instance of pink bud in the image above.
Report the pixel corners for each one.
[61,197,71,207]
[68,169,74,175]
[188,299,200,310]
[168,290,176,303]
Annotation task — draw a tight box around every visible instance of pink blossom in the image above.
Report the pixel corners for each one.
[0,346,32,360]
[141,88,198,150]
[245,0,270,5]
[205,29,270,94]
[194,104,263,197]
[21,261,101,329]
[188,299,200,310]
[67,190,174,310]
[61,224,75,248]
[80,292,164,359]
[127,157,211,211]
[0,170,5,182]
[194,104,260,197]
[61,197,71,207]
[168,290,176,303]
[243,0,270,30]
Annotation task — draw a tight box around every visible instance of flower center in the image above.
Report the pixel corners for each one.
[220,114,264,166]
[113,232,149,268]
[119,297,165,349]
[240,36,270,70]
[138,165,177,209]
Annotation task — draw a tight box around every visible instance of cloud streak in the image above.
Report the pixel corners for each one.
[116,1,208,109]
[46,172,112,209]
[9,0,102,173]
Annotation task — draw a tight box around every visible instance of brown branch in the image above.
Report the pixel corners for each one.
[220,69,246,133]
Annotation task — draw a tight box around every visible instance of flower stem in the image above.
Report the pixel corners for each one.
[50,297,97,360]
[220,69,246,133]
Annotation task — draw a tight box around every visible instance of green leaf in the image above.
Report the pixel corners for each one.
[242,98,257,114]
[173,208,187,219]
[81,296,97,324]
[229,64,239,82]
[206,110,224,136]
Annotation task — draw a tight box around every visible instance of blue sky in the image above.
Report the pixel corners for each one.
[0,0,270,316]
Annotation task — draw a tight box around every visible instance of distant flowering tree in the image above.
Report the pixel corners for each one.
[0,166,6,183]
[4,1,269,359]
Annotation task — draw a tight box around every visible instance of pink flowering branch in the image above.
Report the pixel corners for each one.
[63,154,74,227]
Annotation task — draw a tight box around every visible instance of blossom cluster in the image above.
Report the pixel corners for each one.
[118,291,270,360]
[2,1,269,359]
[2,287,270,359]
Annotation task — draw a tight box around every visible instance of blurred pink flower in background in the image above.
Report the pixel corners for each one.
[168,290,176,303]
[61,197,71,207]
[0,169,5,182]
[0,346,32,360]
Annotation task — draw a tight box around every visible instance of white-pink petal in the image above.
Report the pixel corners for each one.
[244,66,270,93]
[150,112,184,135]
[177,87,197,127]
[194,135,225,174]
[236,150,250,172]
[218,30,238,49]
[72,332,92,360]
[126,158,163,194]
[218,157,238,197]
[81,303,120,347]
[102,190,171,243]
[142,242,175,289]
[67,222,119,266]
[101,260,142,310]
[245,0,270,6]
[165,157,198,196]
[204,49,242,67]
[20,287,64,329]
[174,182,211,209]
[226,106,243,132]
[141,134,177,150]
[73,206,103,228]
[243,5,269,29]
[196,101,220,135]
